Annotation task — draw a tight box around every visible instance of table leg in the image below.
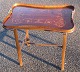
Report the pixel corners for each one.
[25,30,30,47]
[14,29,23,66]
[61,33,67,71]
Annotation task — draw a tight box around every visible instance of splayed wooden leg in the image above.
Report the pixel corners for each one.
[14,29,23,66]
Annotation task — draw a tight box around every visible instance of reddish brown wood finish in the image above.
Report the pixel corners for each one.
[3,3,75,33]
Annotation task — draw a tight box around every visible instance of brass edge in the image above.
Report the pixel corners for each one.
[12,3,73,9]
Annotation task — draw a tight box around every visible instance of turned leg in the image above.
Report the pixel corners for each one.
[14,29,23,66]
[61,33,67,71]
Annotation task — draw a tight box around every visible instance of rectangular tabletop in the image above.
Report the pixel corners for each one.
[3,4,75,33]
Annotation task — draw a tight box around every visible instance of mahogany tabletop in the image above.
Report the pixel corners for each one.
[3,3,75,33]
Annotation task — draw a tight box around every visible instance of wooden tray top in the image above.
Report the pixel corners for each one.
[3,3,75,33]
